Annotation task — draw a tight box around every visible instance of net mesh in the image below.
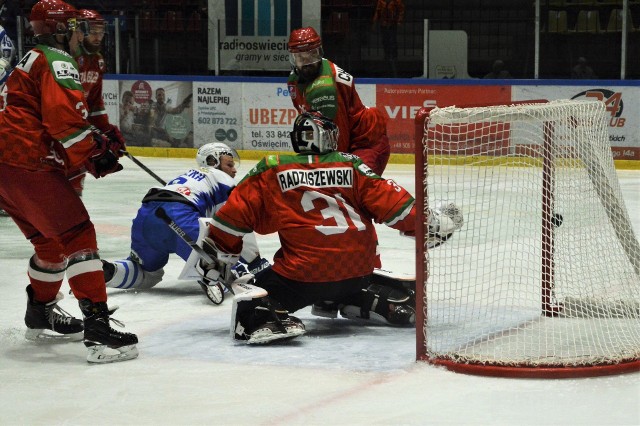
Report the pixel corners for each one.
[419,100,640,369]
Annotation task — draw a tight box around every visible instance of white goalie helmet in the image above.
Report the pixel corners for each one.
[290,112,339,154]
[196,142,240,169]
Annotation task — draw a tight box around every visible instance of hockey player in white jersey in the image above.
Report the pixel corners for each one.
[102,143,270,302]
[0,24,15,85]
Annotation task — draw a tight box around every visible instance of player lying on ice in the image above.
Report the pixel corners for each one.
[186,112,463,344]
[101,142,270,303]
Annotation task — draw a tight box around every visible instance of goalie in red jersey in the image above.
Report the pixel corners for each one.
[287,27,391,176]
[195,112,462,344]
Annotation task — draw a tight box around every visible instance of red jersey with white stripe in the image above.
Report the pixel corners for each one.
[0,45,94,172]
[210,152,415,283]
[75,46,109,131]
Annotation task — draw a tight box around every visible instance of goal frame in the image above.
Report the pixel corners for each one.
[414,100,640,378]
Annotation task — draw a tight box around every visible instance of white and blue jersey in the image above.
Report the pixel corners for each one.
[108,167,236,289]
[0,25,15,84]
[161,167,235,218]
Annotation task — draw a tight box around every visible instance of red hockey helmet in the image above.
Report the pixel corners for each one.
[78,9,104,22]
[78,9,106,37]
[30,0,78,37]
[288,27,322,53]
[288,27,323,69]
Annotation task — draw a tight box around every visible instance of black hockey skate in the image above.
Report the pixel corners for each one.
[79,299,139,363]
[24,285,84,341]
[102,260,115,282]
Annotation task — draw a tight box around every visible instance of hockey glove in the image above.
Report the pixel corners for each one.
[103,125,126,157]
[232,256,271,281]
[84,134,123,178]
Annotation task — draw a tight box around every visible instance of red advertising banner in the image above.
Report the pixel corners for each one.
[376,85,511,153]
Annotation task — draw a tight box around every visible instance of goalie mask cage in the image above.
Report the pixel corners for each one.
[414,99,640,378]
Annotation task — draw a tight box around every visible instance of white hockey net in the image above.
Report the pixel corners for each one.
[415,99,640,377]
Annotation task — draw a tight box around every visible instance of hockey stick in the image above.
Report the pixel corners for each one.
[154,207,235,295]
[121,151,167,186]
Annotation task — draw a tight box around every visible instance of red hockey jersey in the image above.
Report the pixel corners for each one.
[0,45,95,172]
[287,59,387,155]
[210,152,415,283]
[75,46,109,131]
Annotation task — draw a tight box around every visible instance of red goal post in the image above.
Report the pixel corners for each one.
[414,99,640,378]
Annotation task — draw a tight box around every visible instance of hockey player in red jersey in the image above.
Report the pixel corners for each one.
[287,27,391,176]
[197,112,462,344]
[0,0,137,363]
[70,9,125,196]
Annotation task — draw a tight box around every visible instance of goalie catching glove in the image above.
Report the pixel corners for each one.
[427,201,464,248]
[400,201,464,248]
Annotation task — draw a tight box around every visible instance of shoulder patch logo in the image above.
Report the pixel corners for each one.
[52,60,80,83]
[288,83,297,100]
[16,50,39,73]
[176,186,192,196]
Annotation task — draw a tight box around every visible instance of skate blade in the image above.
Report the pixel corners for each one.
[246,327,305,345]
[86,344,139,364]
[25,328,83,342]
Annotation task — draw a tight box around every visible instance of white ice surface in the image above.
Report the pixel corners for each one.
[0,158,638,426]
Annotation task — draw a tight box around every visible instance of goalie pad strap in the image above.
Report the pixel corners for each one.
[360,283,411,320]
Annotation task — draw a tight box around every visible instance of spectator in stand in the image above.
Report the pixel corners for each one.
[72,9,126,197]
[286,27,391,176]
[120,90,136,136]
[372,0,405,77]
[571,57,597,79]
[483,59,512,79]
[148,87,193,147]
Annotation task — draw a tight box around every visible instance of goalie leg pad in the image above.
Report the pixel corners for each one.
[340,283,416,326]
[230,283,305,344]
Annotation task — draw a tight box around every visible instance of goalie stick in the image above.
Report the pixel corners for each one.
[154,207,235,296]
